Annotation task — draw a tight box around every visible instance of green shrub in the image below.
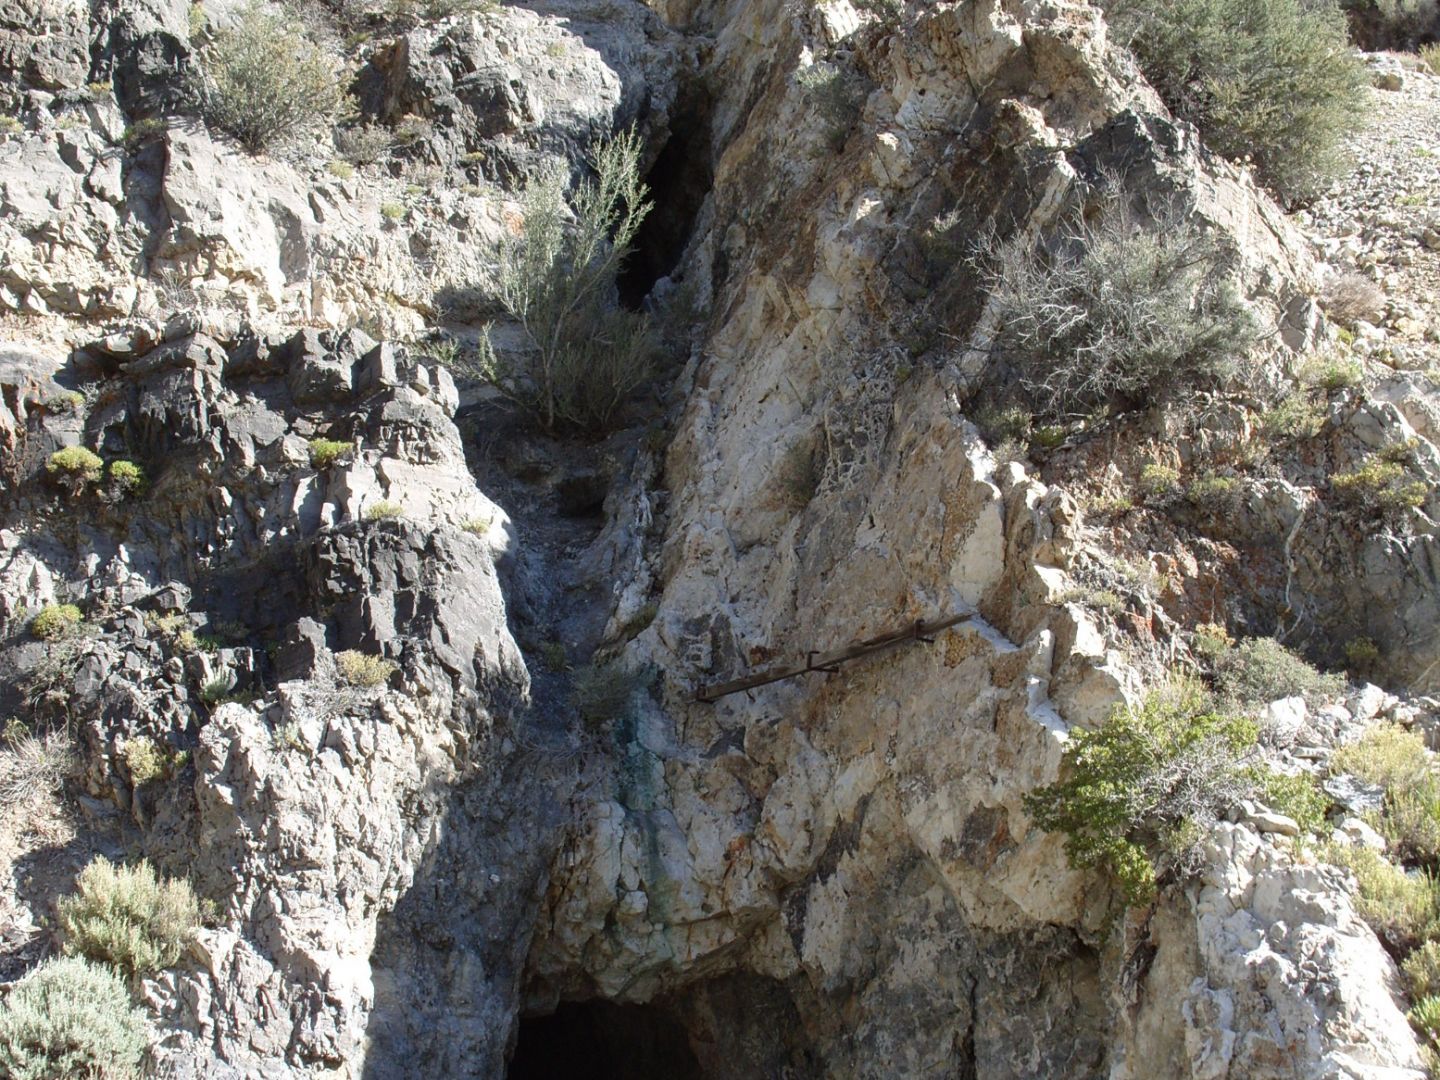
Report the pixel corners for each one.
[30,603,83,641]
[199,3,345,153]
[122,736,169,785]
[1332,455,1429,517]
[107,459,145,498]
[1107,0,1366,203]
[1137,463,1181,504]
[475,130,655,432]
[0,956,146,1080]
[335,649,397,688]
[1334,724,1430,791]
[795,61,868,152]
[1186,472,1240,511]
[540,641,570,673]
[1212,637,1345,709]
[308,437,351,469]
[1023,687,1259,902]
[1410,994,1440,1058]
[1423,41,1440,75]
[46,446,104,489]
[1381,781,1440,866]
[571,661,650,728]
[1324,842,1440,951]
[1192,621,1234,661]
[380,202,406,221]
[1303,355,1365,392]
[1256,769,1330,835]
[58,856,200,976]
[1405,940,1440,999]
[363,500,404,520]
[985,201,1257,420]
[1344,636,1381,674]
[327,160,354,179]
[1263,392,1327,442]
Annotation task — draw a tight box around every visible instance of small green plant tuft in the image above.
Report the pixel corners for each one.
[335,649,398,688]
[1344,636,1381,674]
[1137,463,1181,504]
[46,446,104,490]
[122,736,168,785]
[364,500,404,521]
[1255,769,1329,835]
[1324,842,1440,951]
[1332,455,1429,517]
[327,159,355,180]
[380,201,406,221]
[1405,940,1440,1000]
[107,459,145,498]
[1023,685,1259,903]
[308,437,351,469]
[540,641,570,673]
[30,603,83,642]
[0,956,147,1080]
[58,856,201,975]
[1186,472,1240,511]
[795,61,868,152]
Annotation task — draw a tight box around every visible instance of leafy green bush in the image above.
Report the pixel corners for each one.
[475,130,655,432]
[1212,637,1345,709]
[1137,463,1180,504]
[58,856,200,976]
[30,603,83,642]
[1324,842,1440,951]
[795,62,868,152]
[986,201,1257,420]
[335,649,397,688]
[46,447,104,490]
[1332,455,1429,517]
[1023,686,1259,902]
[308,437,351,469]
[0,956,147,1080]
[122,736,169,785]
[199,3,345,153]
[1333,724,1431,798]
[1107,0,1366,202]
[107,460,145,498]
[1256,769,1330,835]
[1406,940,1440,999]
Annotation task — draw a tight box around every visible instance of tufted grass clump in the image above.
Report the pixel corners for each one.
[1107,0,1366,204]
[58,856,201,976]
[0,956,147,1080]
[30,603,83,642]
[335,649,398,688]
[363,500,404,521]
[1023,683,1260,903]
[0,726,75,810]
[198,3,345,153]
[308,437,351,469]
[46,446,104,490]
[985,200,1258,421]
[1211,636,1345,710]
[795,61,868,152]
[1137,463,1181,504]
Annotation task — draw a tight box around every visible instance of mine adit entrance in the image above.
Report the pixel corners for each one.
[507,1000,704,1079]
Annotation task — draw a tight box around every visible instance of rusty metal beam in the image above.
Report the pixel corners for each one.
[694,610,977,704]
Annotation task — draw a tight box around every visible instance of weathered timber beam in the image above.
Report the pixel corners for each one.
[694,611,977,704]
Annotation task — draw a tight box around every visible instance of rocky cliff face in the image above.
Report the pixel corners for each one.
[0,0,1438,1076]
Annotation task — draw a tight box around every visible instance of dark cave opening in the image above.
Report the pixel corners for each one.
[617,89,714,310]
[507,1001,704,1080]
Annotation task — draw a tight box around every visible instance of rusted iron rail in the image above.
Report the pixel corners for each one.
[694,610,977,704]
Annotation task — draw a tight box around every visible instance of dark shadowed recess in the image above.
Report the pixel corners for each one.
[507,1001,703,1080]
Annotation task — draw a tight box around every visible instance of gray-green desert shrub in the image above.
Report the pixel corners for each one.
[985,201,1257,420]
[1107,0,1367,203]
[571,661,650,728]
[57,856,201,976]
[475,130,655,432]
[198,3,345,153]
[335,649,397,687]
[1211,637,1345,709]
[308,437,351,469]
[30,603,83,642]
[0,956,147,1080]
[1023,683,1259,902]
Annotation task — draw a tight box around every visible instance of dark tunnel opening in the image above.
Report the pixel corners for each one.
[617,87,714,310]
[507,1000,705,1080]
